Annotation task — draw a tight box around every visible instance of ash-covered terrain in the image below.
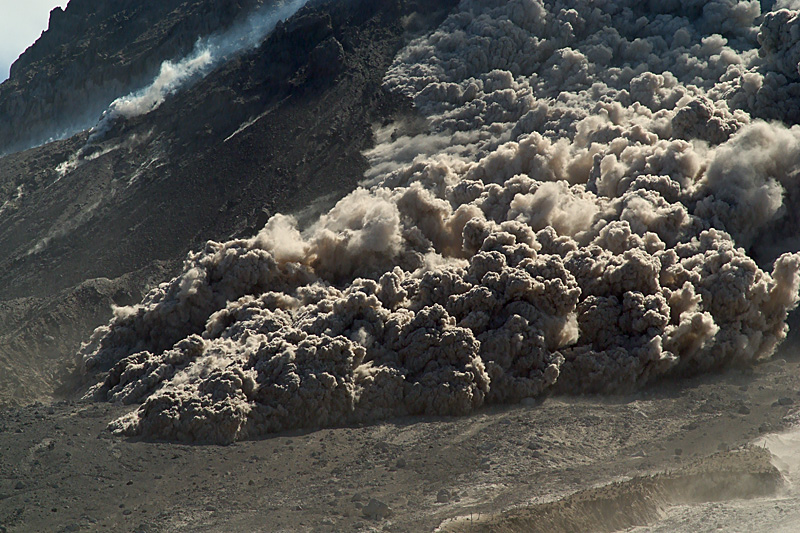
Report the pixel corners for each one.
[4,0,800,531]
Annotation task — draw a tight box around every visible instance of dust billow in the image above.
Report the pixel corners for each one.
[441,446,783,533]
[80,0,800,444]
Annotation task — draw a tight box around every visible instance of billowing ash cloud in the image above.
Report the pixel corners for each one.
[88,0,310,142]
[81,0,800,444]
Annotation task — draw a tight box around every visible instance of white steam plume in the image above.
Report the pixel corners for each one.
[80,0,800,444]
[88,0,310,141]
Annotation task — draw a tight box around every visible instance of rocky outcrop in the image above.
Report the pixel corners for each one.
[0,0,270,155]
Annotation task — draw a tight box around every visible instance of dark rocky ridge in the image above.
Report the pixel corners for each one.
[0,0,274,156]
[0,0,458,405]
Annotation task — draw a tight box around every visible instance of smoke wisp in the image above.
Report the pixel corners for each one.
[86,0,310,142]
[80,0,800,444]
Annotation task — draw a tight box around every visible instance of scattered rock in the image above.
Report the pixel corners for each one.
[362,498,392,520]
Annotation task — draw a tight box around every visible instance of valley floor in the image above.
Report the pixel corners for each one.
[1,355,798,532]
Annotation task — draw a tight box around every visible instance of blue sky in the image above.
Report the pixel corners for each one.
[0,0,68,81]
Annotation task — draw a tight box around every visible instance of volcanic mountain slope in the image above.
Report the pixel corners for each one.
[0,0,457,405]
[5,1,800,532]
[0,0,279,156]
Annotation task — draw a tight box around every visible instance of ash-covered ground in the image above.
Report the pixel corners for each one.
[1,355,799,532]
[4,0,800,531]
